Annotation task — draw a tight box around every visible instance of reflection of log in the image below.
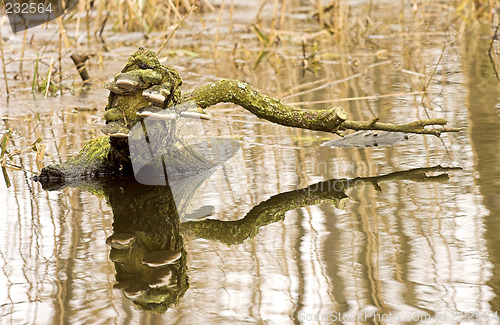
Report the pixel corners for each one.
[37,166,236,313]
[35,164,460,313]
[98,178,189,314]
[181,165,460,245]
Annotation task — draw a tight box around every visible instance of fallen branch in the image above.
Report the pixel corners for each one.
[183,79,461,136]
[182,79,348,132]
[36,48,462,183]
[341,118,461,136]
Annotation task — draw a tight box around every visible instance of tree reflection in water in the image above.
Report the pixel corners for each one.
[37,164,459,313]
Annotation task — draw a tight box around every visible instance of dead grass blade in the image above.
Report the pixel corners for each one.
[285,91,425,106]
[157,6,197,56]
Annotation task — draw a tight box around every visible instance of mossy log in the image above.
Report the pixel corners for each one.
[36,47,460,183]
[182,79,461,136]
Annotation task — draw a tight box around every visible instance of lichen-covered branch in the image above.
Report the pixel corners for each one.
[36,48,462,184]
[341,118,461,136]
[183,79,461,136]
[182,79,348,132]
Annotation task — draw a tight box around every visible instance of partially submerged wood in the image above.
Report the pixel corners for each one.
[182,80,460,136]
[37,48,212,182]
[70,53,92,86]
[182,79,348,132]
[36,47,460,183]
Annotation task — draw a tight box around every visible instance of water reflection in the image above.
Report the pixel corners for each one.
[182,166,458,246]
[34,164,458,317]
[101,178,188,313]
[462,28,500,313]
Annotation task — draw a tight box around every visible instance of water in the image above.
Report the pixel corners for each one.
[0,0,499,324]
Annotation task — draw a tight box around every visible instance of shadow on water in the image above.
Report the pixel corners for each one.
[35,165,460,314]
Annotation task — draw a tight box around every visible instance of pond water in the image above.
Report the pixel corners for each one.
[0,0,500,324]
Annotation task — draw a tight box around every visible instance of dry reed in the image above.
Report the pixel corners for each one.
[0,0,496,97]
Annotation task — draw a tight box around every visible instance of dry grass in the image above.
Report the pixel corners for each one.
[0,0,497,96]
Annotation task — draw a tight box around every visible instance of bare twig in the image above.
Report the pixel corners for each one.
[341,118,460,136]
[421,42,447,118]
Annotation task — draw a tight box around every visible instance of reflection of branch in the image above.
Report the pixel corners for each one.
[182,183,348,245]
[350,165,460,190]
[181,165,461,245]
[488,23,500,82]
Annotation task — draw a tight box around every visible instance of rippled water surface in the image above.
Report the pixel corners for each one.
[1,0,500,324]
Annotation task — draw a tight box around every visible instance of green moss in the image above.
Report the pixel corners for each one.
[137,70,163,84]
[67,135,111,167]
[105,47,183,128]
[185,79,346,132]
[37,136,112,181]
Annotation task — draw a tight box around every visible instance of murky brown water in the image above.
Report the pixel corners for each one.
[1,0,500,324]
